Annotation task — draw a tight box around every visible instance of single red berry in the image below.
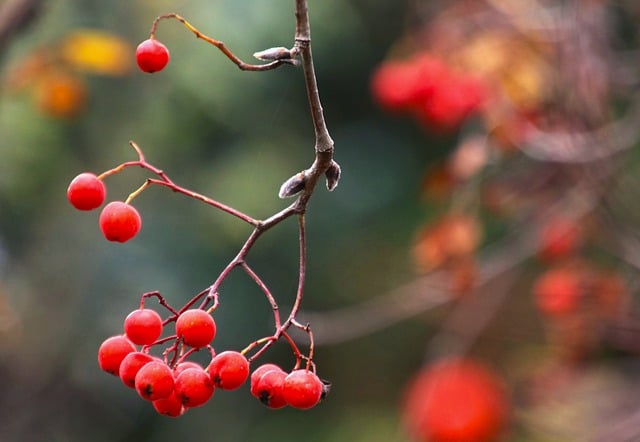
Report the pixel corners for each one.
[282,369,323,410]
[136,38,170,73]
[153,391,185,418]
[173,361,203,377]
[533,267,581,317]
[174,367,215,408]
[97,335,136,376]
[99,201,142,243]
[119,351,154,388]
[415,74,486,133]
[67,172,106,210]
[538,217,581,261]
[207,351,249,390]
[403,358,508,442]
[250,363,284,397]
[135,360,175,401]
[252,368,288,409]
[123,308,163,345]
[175,309,216,348]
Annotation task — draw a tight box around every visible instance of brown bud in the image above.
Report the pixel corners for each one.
[325,160,341,191]
[278,171,307,199]
[253,47,295,61]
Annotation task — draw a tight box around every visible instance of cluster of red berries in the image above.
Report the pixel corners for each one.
[98,304,325,416]
[370,52,486,132]
[402,357,508,442]
[67,172,142,242]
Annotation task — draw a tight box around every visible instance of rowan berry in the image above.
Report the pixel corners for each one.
[282,369,323,410]
[174,367,215,408]
[173,361,203,377]
[250,363,283,397]
[403,358,508,442]
[152,391,185,418]
[533,267,581,317]
[135,360,175,401]
[99,201,142,243]
[97,335,136,376]
[207,351,250,390]
[119,351,154,388]
[538,218,581,261]
[67,172,106,210]
[123,308,163,345]
[252,367,287,409]
[175,309,216,348]
[136,38,170,73]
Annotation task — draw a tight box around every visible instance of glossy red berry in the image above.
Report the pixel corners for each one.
[174,367,215,408]
[152,391,185,418]
[282,369,323,410]
[123,308,163,345]
[175,309,216,348]
[99,201,142,243]
[136,38,170,73]
[135,360,175,401]
[119,351,154,388]
[173,361,203,377]
[403,358,508,442]
[250,363,283,397]
[252,367,287,409]
[97,335,135,376]
[67,172,106,210]
[207,351,250,390]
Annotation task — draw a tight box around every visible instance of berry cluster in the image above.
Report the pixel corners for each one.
[370,52,486,132]
[67,171,142,243]
[68,12,331,417]
[98,296,326,417]
[68,145,327,414]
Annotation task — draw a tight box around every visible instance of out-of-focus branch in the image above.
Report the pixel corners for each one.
[0,0,44,57]
[303,188,602,346]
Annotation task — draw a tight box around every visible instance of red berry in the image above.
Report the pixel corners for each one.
[403,358,508,442]
[173,361,203,377]
[250,363,283,397]
[174,367,215,408]
[99,201,142,243]
[175,309,216,348]
[533,267,581,317]
[538,218,581,261]
[123,308,163,345]
[67,172,106,210]
[136,38,170,73]
[282,369,323,410]
[135,360,175,401]
[415,74,486,133]
[252,368,287,409]
[207,351,249,390]
[370,54,447,113]
[152,391,185,418]
[119,351,154,388]
[97,335,135,376]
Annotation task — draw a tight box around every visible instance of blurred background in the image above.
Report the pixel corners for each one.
[1,0,640,441]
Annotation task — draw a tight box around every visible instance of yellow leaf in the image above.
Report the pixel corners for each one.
[61,29,133,76]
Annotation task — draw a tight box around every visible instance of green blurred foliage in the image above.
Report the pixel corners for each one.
[0,1,436,441]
